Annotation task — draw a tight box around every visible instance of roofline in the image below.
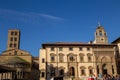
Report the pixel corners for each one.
[42,43,117,48]
[112,37,120,43]
[32,57,39,60]
[1,49,32,56]
[2,49,29,53]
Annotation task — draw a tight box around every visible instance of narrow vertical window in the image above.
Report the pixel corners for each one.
[81,69,85,75]
[11,32,14,35]
[15,32,17,35]
[100,31,102,36]
[10,37,13,41]
[79,47,83,51]
[51,54,55,62]
[14,37,17,41]
[42,58,45,63]
[89,69,93,75]
[69,47,73,51]
[14,44,16,47]
[41,72,45,77]
[10,44,12,47]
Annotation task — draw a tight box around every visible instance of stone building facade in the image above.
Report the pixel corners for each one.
[0,29,39,80]
[112,37,120,75]
[0,25,120,80]
[39,25,119,80]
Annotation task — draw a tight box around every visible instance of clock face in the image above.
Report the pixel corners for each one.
[101,38,104,42]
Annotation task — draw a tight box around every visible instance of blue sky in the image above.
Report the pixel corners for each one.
[0,0,120,56]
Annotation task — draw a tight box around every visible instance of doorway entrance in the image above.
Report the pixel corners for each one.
[102,64,107,75]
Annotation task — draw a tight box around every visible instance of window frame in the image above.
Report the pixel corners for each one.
[87,47,90,51]
[10,43,12,47]
[10,37,13,41]
[81,69,85,75]
[79,47,83,51]
[69,47,73,51]
[14,44,16,47]
[42,58,45,63]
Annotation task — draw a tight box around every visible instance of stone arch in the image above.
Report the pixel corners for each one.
[80,66,86,69]
[88,66,94,75]
[79,53,84,56]
[67,53,74,56]
[50,53,56,56]
[80,66,86,75]
[67,53,76,62]
[59,53,64,56]
[101,57,107,62]
[87,53,93,56]
[88,66,94,69]
[101,56,111,63]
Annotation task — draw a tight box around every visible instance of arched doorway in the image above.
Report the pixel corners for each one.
[59,69,64,75]
[69,67,75,76]
[102,64,107,75]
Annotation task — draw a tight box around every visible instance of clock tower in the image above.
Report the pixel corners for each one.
[94,25,108,44]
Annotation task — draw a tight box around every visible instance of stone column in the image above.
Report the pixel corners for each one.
[108,63,112,76]
[98,64,103,78]
[99,64,102,74]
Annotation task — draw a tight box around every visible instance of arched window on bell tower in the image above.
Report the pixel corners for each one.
[99,31,102,36]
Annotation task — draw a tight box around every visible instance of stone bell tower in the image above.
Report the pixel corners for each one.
[94,25,108,44]
[7,29,20,50]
